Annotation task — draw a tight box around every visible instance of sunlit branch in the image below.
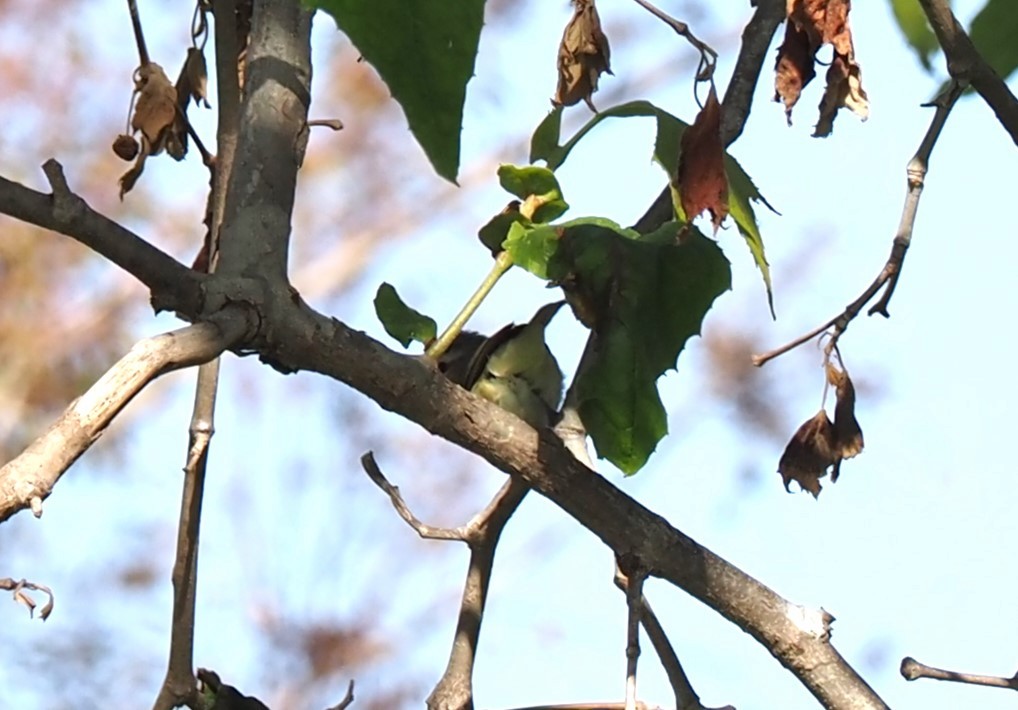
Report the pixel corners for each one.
[901,656,1018,692]
[0,319,247,524]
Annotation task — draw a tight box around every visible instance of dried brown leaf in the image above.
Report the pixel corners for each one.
[775,0,867,133]
[774,20,816,124]
[827,362,864,471]
[778,409,837,497]
[131,63,178,149]
[814,53,869,137]
[182,47,210,108]
[677,85,729,231]
[554,0,612,112]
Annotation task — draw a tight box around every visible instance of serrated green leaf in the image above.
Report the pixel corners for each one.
[889,0,940,71]
[529,106,563,165]
[549,220,731,473]
[310,0,483,183]
[497,164,569,223]
[970,0,1018,81]
[373,282,437,349]
[536,99,776,313]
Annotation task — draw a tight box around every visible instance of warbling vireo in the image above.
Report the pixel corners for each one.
[438,301,565,428]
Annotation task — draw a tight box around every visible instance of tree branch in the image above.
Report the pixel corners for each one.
[0,317,248,523]
[901,656,1018,692]
[753,80,963,366]
[253,302,888,710]
[0,161,205,315]
[917,0,1018,145]
[361,452,529,710]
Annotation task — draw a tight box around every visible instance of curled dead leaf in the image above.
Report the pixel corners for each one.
[181,47,210,108]
[774,0,867,134]
[827,361,864,472]
[676,85,729,232]
[778,409,837,498]
[554,0,612,112]
[814,54,868,138]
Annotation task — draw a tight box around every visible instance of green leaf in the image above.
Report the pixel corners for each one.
[970,0,1018,81]
[889,0,940,71]
[529,106,563,165]
[373,282,437,348]
[533,99,776,313]
[503,222,560,279]
[478,204,529,255]
[310,0,483,183]
[549,220,731,473]
[497,164,569,223]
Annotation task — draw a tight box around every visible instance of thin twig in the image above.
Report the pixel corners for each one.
[631,0,717,80]
[360,452,529,710]
[917,0,1018,145]
[617,561,647,710]
[127,0,150,66]
[901,656,1018,692]
[0,577,55,621]
[752,80,964,367]
[325,679,356,710]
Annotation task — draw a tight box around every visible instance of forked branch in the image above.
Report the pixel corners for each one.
[753,80,964,367]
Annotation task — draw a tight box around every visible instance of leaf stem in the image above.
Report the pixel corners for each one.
[426,250,514,360]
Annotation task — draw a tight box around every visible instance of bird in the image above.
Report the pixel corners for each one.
[438,301,565,428]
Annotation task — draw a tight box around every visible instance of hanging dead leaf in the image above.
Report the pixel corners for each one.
[827,362,864,476]
[778,409,838,497]
[774,20,816,124]
[814,54,868,137]
[118,148,149,200]
[131,63,178,150]
[181,47,210,108]
[774,0,867,134]
[676,85,729,232]
[554,0,612,112]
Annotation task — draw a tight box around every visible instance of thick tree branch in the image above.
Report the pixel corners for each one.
[0,317,248,523]
[248,300,887,710]
[217,0,312,282]
[917,0,1018,145]
[0,161,205,315]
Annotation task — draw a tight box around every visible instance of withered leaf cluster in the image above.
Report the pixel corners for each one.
[554,0,613,112]
[114,35,212,198]
[774,0,868,137]
[778,361,864,497]
[676,85,729,232]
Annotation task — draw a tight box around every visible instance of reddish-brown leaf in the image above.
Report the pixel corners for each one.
[774,20,816,124]
[554,0,612,112]
[775,0,867,133]
[827,362,864,474]
[676,85,728,232]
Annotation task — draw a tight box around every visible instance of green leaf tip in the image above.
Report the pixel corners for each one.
[373,282,437,349]
[310,0,484,183]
